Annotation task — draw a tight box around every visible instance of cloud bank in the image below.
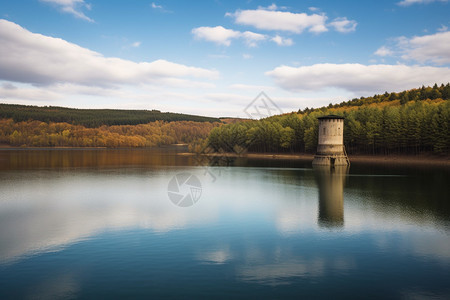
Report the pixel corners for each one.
[191,25,291,47]
[226,7,357,34]
[266,63,450,93]
[400,31,450,64]
[226,8,328,34]
[0,20,218,88]
[375,31,450,65]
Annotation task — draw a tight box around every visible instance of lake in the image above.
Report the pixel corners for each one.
[0,148,449,299]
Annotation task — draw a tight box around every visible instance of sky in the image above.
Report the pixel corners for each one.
[0,0,449,118]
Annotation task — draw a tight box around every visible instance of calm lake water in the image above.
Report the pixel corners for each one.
[0,148,449,299]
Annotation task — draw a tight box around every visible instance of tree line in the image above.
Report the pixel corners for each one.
[1,84,448,154]
[205,87,449,155]
[0,119,219,148]
[0,104,220,127]
[300,83,450,113]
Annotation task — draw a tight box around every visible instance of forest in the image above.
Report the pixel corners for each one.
[204,84,450,155]
[0,104,220,127]
[0,84,449,154]
[299,83,450,113]
[0,119,219,147]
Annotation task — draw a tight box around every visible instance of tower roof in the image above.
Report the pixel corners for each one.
[317,114,345,120]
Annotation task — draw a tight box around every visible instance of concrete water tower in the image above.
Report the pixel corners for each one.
[312,115,350,166]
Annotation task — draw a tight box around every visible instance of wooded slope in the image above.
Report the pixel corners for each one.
[0,119,219,148]
[205,84,450,155]
[0,104,220,127]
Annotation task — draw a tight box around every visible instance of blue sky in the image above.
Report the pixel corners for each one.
[0,0,449,117]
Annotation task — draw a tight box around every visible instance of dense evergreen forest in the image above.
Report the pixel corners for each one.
[205,84,450,155]
[299,83,450,113]
[0,104,220,127]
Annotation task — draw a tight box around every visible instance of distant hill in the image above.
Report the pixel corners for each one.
[298,83,450,114]
[219,117,252,124]
[205,84,450,155]
[0,104,221,127]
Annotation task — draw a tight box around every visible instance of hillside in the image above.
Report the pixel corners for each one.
[203,84,450,156]
[0,119,220,148]
[0,104,220,127]
[1,84,449,152]
[298,83,450,113]
[0,104,222,147]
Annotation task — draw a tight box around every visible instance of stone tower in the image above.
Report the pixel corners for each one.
[312,115,349,166]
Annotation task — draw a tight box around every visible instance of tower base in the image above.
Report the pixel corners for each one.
[312,155,349,166]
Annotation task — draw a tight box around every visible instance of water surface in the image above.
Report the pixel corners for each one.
[0,149,449,299]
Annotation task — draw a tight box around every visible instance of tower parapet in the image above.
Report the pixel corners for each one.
[312,115,350,166]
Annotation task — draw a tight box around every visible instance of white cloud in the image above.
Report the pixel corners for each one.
[131,41,141,47]
[398,0,448,6]
[204,93,252,104]
[257,3,289,11]
[374,46,393,57]
[375,31,450,64]
[242,53,253,59]
[267,3,278,10]
[329,17,357,33]
[266,63,450,94]
[151,2,162,9]
[226,8,356,34]
[241,31,266,47]
[271,35,293,46]
[229,83,275,91]
[192,26,296,48]
[226,8,328,34]
[40,0,93,22]
[437,25,448,32]
[150,2,171,13]
[0,20,218,88]
[192,26,241,46]
[192,26,266,47]
[400,31,450,64]
[0,82,61,101]
[257,3,279,10]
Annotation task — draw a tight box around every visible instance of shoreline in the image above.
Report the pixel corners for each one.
[180,152,450,167]
[1,145,448,167]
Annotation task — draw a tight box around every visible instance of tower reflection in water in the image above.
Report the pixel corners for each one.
[314,165,349,228]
